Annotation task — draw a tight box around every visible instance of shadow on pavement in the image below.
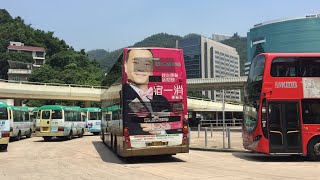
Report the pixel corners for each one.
[92,141,186,164]
[92,141,124,164]
[232,152,308,162]
[33,136,81,143]
[9,137,27,142]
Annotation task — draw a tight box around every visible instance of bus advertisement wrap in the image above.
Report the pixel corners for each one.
[122,48,186,148]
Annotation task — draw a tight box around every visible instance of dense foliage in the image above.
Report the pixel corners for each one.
[88,33,246,75]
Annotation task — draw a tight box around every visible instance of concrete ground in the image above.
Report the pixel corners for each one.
[0,134,320,180]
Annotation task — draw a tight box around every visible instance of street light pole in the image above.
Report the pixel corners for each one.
[222,89,225,149]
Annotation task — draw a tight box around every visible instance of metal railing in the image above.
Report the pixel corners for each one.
[200,119,242,127]
[0,79,108,89]
[187,96,243,105]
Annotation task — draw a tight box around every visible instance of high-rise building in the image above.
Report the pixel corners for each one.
[246,14,320,75]
[179,36,241,102]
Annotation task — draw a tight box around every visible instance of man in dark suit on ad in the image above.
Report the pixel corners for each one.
[123,49,172,135]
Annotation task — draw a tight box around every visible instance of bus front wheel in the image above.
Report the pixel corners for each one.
[100,129,105,143]
[0,144,8,151]
[308,137,320,161]
[43,136,52,142]
[16,131,21,141]
[66,131,73,140]
[113,136,117,153]
[26,129,32,138]
[79,129,84,138]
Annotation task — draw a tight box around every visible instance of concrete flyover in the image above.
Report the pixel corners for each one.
[0,79,244,111]
[0,79,104,101]
[187,76,247,90]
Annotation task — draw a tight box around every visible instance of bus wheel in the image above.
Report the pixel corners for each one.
[0,144,8,151]
[113,136,117,153]
[308,138,320,161]
[93,132,99,136]
[101,130,105,143]
[66,131,73,140]
[43,136,51,142]
[16,131,21,141]
[26,129,32,138]
[79,129,84,138]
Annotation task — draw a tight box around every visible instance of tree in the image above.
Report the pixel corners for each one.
[28,64,61,83]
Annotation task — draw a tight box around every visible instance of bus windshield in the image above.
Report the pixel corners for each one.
[0,107,8,119]
[244,55,265,134]
[52,110,62,119]
[246,54,265,102]
[89,112,101,120]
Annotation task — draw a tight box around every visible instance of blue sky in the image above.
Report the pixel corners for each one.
[2,0,320,51]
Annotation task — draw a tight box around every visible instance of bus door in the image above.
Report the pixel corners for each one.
[268,101,302,153]
[40,110,51,132]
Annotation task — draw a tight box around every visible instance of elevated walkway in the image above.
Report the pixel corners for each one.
[187,97,243,112]
[0,79,103,101]
[0,79,244,111]
[187,76,247,90]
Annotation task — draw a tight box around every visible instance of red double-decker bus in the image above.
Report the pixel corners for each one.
[243,53,320,161]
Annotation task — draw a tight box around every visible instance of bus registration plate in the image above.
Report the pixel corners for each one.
[146,141,168,146]
[51,126,58,132]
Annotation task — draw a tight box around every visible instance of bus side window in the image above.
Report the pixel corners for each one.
[77,112,81,122]
[25,112,29,122]
[65,111,69,121]
[106,113,111,121]
[112,111,119,120]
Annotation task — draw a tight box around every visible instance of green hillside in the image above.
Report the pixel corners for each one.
[88,33,183,72]
[0,9,103,86]
[88,33,247,76]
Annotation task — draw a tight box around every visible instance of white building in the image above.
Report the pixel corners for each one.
[6,41,46,81]
[179,36,241,102]
[7,41,46,66]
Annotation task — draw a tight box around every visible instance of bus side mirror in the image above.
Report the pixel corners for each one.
[253,101,258,108]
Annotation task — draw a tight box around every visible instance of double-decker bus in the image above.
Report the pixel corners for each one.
[101,47,189,157]
[81,108,101,135]
[35,105,86,141]
[243,53,320,161]
[0,101,10,150]
[10,106,33,140]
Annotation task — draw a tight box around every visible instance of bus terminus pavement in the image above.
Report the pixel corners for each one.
[35,105,86,141]
[0,101,10,150]
[101,47,189,157]
[81,108,101,135]
[243,53,320,161]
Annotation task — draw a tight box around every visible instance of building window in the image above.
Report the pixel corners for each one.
[210,47,214,78]
[204,42,208,78]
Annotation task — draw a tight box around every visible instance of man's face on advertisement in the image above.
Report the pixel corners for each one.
[125,49,153,85]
